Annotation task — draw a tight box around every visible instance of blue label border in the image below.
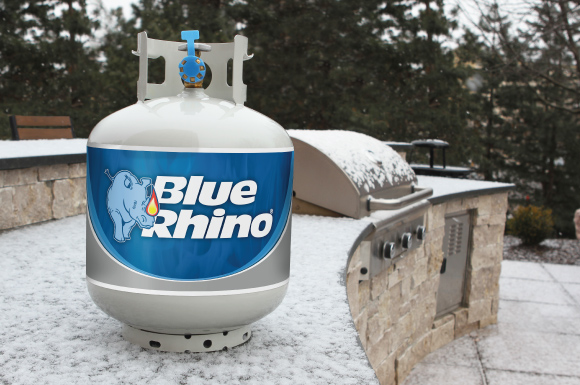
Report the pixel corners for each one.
[87,148,293,281]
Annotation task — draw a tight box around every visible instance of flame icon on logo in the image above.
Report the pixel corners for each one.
[146,188,159,216]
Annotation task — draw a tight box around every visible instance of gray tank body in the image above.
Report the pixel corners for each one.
[87,89,293,337]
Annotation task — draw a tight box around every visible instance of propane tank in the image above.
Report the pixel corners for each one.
[86,30,293,352]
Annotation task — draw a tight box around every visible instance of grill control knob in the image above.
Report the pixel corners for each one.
[382,242,396,259]
[401,233,413,250]
[416,226,426,242]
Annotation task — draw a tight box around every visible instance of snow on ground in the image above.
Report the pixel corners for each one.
[0,139,87,159]
[0,215,378,385]
[503,235,580,266]
[288,130,416,193]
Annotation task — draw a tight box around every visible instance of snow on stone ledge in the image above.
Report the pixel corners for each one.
[0,138,87,159]
[0,215,378,384]
[288,130,416,193]
[417,175,513,201]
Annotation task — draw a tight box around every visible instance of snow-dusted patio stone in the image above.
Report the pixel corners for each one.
[498,300,580,336]
[421,335,480,367]
[500,277,575,306]
[543,263,580,284]
[501,260,554,281]
[564,283,580,305]
[404,362,484,385]
[486,369,580,385]
[478,325,580,377]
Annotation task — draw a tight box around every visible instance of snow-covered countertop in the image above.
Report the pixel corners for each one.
[0,215,378,385]
[0,139,88,170]
[418,175,514,204]
[0,139,87,159]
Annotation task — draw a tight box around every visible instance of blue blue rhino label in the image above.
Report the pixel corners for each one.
[87,146,294,281]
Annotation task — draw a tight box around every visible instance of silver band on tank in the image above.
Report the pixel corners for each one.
[88,143,294,153]
[86,212,292,292]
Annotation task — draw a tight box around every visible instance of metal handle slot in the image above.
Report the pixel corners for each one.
[367,186,433,211]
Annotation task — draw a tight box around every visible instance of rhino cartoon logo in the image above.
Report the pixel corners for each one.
[105,169,158,243]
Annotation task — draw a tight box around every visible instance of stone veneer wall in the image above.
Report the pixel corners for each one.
[346,192,508,385]
[0,163,86,231]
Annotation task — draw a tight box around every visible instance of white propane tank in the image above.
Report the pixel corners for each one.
[86,30,293,352]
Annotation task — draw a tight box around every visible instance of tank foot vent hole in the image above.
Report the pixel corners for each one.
[203,340,212,348]
[149,341,161,348]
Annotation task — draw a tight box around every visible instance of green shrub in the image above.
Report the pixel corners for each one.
[507,205,554,245]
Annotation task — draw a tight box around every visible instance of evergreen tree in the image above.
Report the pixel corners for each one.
[0,0,57,137]
[230,0,390,132]
[375,0,479,166]
[466,5,511,180]
[0,0,101,138]
[231,0,476,166]
[470,1,580,236]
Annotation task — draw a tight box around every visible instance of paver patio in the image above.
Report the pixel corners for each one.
[404,260,580,385]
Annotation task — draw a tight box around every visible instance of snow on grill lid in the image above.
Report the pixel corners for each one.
[288,130,416,193]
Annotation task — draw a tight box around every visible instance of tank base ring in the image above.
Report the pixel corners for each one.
[122,324,252,353]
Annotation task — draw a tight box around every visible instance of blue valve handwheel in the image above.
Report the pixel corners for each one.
[179,30,206,83]
[179,56,206,83]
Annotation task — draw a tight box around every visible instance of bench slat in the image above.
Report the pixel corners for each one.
[14,116,72,127]
[17,128,74,140]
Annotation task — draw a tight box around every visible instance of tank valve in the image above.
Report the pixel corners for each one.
[178,30,210,88]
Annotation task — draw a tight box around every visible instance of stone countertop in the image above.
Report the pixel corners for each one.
[417,176,514,205]
[362,176,512,234]
[322,176,514,261]
[0,214,378,385]
[0,139,87,170]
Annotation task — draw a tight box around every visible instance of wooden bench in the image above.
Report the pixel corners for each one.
[9,115,75,140]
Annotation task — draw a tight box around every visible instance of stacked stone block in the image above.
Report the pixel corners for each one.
[0,163,86,231]
[347,192,508,385]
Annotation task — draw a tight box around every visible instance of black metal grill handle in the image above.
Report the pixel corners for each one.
[367,186,433,211]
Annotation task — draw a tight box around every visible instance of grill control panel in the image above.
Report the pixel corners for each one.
[368,215,426,278]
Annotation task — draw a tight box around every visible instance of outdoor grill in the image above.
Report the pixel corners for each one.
[288,130,433,276]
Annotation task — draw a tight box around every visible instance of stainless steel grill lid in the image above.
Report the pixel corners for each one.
[288,130,432,219]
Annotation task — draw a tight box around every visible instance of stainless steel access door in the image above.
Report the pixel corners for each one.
[436,211,471,316]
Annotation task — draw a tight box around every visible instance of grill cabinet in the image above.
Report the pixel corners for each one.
[436,211,472,316]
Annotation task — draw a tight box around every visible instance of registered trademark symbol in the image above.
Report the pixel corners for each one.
[270,209,273,214]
